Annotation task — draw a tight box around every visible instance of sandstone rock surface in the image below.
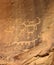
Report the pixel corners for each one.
[0,0,54,65]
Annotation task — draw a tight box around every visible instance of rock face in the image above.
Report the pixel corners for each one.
[0,0,54,65]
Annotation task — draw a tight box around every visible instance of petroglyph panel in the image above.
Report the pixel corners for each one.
[0,0,54,65]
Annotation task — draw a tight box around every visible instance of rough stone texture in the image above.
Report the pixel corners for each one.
[0,0,54,65]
